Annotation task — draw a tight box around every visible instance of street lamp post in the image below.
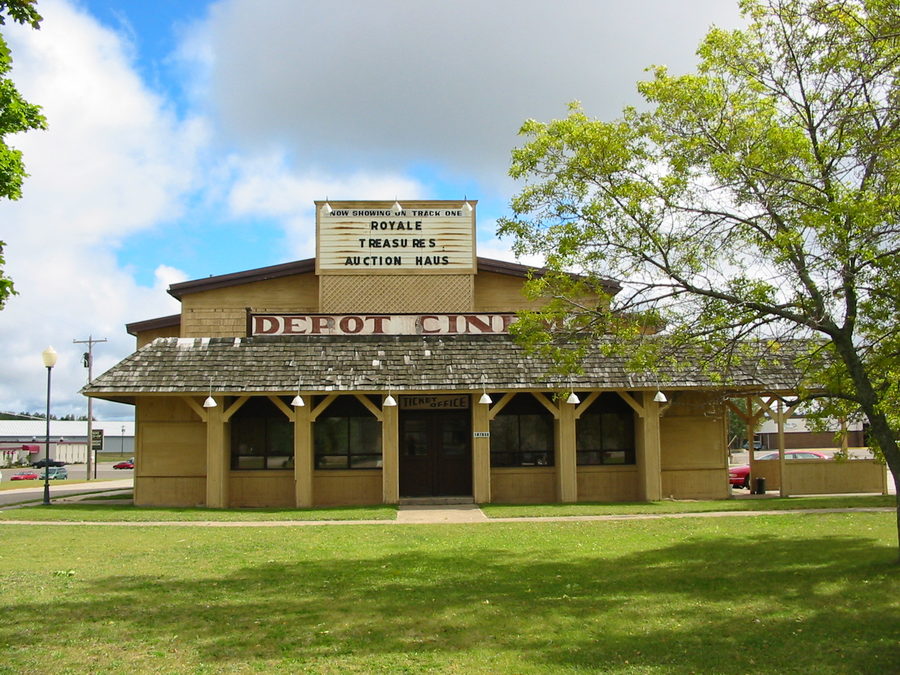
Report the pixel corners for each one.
[41,346,58,506]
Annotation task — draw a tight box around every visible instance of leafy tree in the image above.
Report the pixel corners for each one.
[499,0,900,553]
[0,0,45,309]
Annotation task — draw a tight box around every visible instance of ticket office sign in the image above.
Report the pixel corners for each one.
[317,205,475,274]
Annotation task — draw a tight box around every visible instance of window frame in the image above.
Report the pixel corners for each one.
[575,393,636,466]
[230,397,294,470]
[314,395,383,470]
[489,393,555,468]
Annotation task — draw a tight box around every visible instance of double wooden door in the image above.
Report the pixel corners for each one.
[399,411,471,497]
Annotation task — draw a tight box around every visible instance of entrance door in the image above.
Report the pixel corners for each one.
[399,411,472,497]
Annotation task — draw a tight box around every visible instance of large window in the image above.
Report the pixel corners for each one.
[490,394,554,467]
[576,393,635,465]
[231,397,293,470]
[314,396,382,470]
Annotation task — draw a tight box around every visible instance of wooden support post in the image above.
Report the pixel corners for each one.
[777,399,787,497]
[381,398,399,504]
[205,399,229,508]
[636,393,662,501]
[294,404,313,508]
[472,398,491,503]
[557,399,578,502]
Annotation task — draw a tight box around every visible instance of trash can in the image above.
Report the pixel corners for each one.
[754,477,767,495]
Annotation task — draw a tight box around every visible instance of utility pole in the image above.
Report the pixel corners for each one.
[73,335,107,480]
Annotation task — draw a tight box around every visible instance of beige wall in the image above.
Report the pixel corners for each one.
[231,472,295,507]
[180,274,319,337]
[135,325,180,349]
[660,392,729,499]
[474,271,545,312]
[751,458,886,495]
[134,398,206,507]
[491,467,556,503]
[314,471,382,506]
[577,466,640,501]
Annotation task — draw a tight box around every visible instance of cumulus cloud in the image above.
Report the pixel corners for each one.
[225,152,426,258]
[200,0,742,187]
[0,0,199,416]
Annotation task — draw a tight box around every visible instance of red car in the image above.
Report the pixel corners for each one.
[729,450,829,489]
[113,460,134,469]
[10,470,39,481]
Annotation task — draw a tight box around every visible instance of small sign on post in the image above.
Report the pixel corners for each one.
[91,429,104,452]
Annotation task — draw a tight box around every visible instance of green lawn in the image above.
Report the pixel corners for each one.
[481,494,897,518]
[0,513,897,673]
[0,493,891,522]
[0,502,396,522]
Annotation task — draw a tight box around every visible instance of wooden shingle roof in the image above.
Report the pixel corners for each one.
[84,334,803,402]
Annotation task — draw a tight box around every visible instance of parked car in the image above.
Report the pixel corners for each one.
[729,450,830,489]
[32,458,66,468]
[40,466,68,480]
[10,470,39,481]
[113,460,134,469]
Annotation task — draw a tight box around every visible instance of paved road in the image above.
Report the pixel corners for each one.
[0,462,132,506]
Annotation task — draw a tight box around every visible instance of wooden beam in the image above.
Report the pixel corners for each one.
[574,391,601,419]
[354,393,384,422]
[182,396,207,422]
[225,396,251,422]
[617,391,645,418]
[533,391,560,420]
[487,392,516,421]
[310,394,338,422]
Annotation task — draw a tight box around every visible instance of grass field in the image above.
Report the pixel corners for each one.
[0,512,897,673]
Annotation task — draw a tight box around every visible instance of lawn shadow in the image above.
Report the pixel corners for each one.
[1,520,897,673]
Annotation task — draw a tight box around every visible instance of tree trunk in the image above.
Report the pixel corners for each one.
[832,333,900,561]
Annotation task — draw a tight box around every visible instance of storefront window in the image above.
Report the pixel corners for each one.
[230,397,293,470]
[315,396,382,469]
[490,394,554,467]
[576,393,635,465]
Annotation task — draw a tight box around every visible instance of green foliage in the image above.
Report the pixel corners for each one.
[0,0,45,309]
[500,0,900,491]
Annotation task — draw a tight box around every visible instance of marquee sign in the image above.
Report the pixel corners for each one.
[250,313,517,336]
[316,201,476,274]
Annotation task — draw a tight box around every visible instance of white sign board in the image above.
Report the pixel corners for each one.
[317,202,475,274]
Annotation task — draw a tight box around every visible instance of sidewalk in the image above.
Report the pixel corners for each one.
[1,493,892,526]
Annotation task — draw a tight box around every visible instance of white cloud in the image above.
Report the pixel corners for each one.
[225,152,425,258]
[0,0,199,417]
[199,0,743,188]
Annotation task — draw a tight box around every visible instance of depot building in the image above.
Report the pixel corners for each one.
[85,200,798,508]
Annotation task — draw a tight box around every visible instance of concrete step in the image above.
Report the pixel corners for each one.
[399,496,475,506]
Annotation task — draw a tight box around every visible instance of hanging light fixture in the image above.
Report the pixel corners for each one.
[461,198,473,215]
[565,375,580,404]
[478,374,492,405]
[653,390,668,403]
[203,379,217,408]
[321,199,333,215]
[291,376,305,407]
[383,379,397,407]
[391,199,403,214]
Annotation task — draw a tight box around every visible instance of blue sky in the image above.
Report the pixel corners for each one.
[0,0,743,419]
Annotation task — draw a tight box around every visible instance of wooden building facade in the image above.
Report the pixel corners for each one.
[85,200,798,508]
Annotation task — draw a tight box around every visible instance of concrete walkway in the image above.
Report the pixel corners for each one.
[396,503,488,523]
[0,489,892,526]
